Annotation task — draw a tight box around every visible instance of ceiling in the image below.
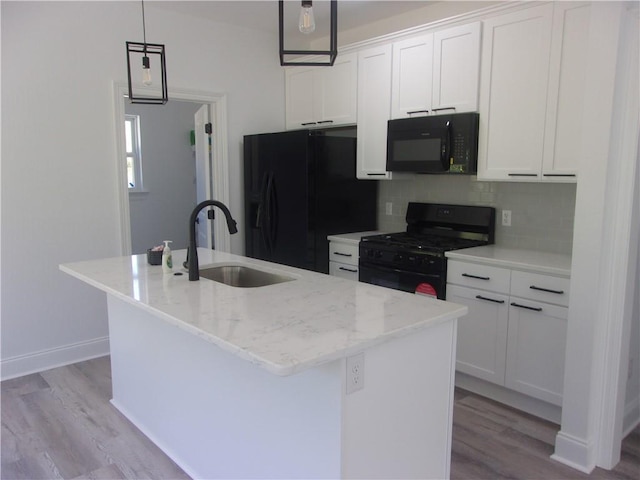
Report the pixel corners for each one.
[150,1,435,37]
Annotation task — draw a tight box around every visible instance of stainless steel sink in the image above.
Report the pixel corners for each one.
[199,264,295,288]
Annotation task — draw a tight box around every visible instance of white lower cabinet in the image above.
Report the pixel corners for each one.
[447,259,569,407]
[329,241,360,281]
[447,285,508,385]
[505,298,568,405]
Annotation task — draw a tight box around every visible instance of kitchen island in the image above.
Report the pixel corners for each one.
[61,249,467,479]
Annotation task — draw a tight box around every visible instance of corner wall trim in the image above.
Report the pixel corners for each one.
[0,336,110,381]
[551,431,597,474]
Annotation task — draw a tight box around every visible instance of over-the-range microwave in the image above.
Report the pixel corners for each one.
[386,112,479,174]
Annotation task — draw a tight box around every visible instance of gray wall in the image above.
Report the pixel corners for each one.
[126,101,200,254]
[378,177,576,254]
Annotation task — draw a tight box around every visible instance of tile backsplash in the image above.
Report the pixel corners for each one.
[377,175,576,255]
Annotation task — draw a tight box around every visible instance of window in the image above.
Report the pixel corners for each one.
[125,114,143,190]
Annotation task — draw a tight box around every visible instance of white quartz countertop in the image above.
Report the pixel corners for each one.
[327,230,383,245]
[445,245,572,277]
[61,249,466,376]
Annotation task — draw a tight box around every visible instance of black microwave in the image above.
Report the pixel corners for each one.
[386,112,479,174]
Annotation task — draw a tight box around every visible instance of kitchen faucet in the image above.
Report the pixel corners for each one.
[187,200,238,281]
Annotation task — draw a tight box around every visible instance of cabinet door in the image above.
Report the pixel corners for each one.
[329,261,359,281]
[391,34,433,119]
[505,298,568,405]
[357,44,393,180]
[542,2,590,181]
[432,22,481,114]
[285,67,317,129]
[477,4,554,181]
[447,285,509,385]
[317,53,357,126]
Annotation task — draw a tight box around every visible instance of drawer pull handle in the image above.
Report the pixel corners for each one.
[530,285,564,295]
[510,302,543,312]
[301,122,317,126]
[339,267,358,273]
[407,109,429,115]
[317,120,334,124]
[475,295,505,304]
[508,173,538,177]
[462,273,490,280]
[333,252,353,257]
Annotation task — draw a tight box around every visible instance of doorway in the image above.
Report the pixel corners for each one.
[112,82,231,256]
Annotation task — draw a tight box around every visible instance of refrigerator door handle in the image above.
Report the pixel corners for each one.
[264,172,275,255]
[258,173,271,254]
[269,173,278,250]
[256,173,268,229]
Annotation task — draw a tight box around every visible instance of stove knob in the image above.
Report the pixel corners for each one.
[375,250,383,259]
[366,249,374,257]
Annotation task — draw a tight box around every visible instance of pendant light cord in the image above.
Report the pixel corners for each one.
[141,0,147,51]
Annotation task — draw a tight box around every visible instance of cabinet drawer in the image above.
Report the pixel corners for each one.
[329,242,359,266]
[510,271,570,306]
[329,261,359,281]
[447,260,511,294]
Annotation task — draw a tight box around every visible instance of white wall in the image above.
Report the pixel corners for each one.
[0,1,284,379]
[624,144,640,434]
[313,1,500,47]
[126,100,200,254]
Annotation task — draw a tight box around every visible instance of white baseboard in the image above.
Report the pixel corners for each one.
[455,372,562,423]
[623,396,640,437]
[0,336,110,381]
[551,431,596,474]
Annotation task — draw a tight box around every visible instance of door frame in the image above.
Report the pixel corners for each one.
[112,82,231,255]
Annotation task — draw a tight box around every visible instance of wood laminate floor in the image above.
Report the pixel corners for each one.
[1,356,638,479]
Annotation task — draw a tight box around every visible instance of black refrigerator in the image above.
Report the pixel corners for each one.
[244,129,377,274]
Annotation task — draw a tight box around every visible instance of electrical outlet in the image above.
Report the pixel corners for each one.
[385,202,393,216]
[502,209,512,227]
[346,352,365,394]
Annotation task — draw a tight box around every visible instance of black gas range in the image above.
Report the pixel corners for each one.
[359,203,496,299]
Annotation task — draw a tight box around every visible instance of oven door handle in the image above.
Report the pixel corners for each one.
[360,262,438,279]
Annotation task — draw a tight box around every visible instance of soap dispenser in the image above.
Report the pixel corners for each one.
[162,240,173,274]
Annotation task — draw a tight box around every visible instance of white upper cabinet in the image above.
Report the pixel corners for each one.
[285,53,357,130]
[356,44,394,180]
[432,22,481,114]
[391,34,434,119]
[478,3,589,182]
[391,23,481,119]
[542,2,591,180]
[477,4,554,181]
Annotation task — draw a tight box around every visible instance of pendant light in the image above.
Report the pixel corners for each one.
[279,0,337,66]
[126,0,168,104]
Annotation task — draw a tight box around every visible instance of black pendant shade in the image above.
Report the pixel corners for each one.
[126,41,168,104]
[279,0,338,66]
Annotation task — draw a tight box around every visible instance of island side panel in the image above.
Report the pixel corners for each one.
[107,295,343,479]
[341,318,458,479]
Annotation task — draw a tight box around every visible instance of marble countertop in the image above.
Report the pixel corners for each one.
[445,245,572,277]
[61,249,466,376]
[327,230,383,245]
